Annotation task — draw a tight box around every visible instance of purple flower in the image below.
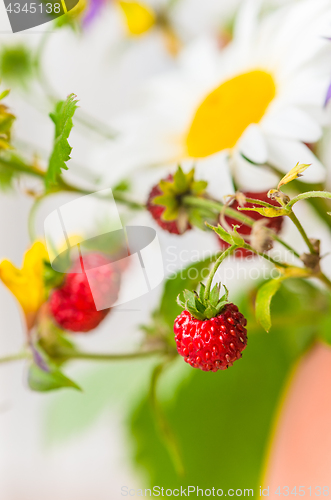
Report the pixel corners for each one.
[82,0,107,28]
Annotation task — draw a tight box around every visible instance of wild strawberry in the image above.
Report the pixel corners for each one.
[219,191,284,257]
[49,253,121,333]
[175,284,247,371]
[147,176,186,234]
[146,166,207,234]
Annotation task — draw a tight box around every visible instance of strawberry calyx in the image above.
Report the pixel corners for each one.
[152,165,208,231]
[177,283,230,320]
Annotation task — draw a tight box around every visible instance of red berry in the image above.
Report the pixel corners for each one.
[174,304,247,371]
[219,191,284,257]
[147,175,191,235]
[49,253,121,333]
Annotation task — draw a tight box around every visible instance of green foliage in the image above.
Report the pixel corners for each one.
[238,205,288,218]
[207,223,245,247]
[255,278,282,332]
[152,165,207,222]
[0,91,15,151]
[129,280,322,494]
[158,255,216,331]
[43,260,65,295]
[0,159,17,190]
[28,363,81,392]
[28,343,80,392]
[177,284,229,320]
[0,45,34,87]
[46,93,78,188]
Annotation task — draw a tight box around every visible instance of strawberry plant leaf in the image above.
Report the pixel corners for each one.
[45,93,78,188]
[28,363,81,392]
[199,283,206,303]
[256,279,282,332]
[173,165,189,193]
[207,223,234,245]
[232,226,245,246]
[238,206,288,218]
[209,284,219,307]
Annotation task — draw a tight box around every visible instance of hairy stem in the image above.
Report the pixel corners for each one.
[61,348,169,362]
[288,212,317,254]
[242,244,290,268]
[204,245,237,302]
[287,191,331,209]
[183,195,300,258]
[0,351,28,364]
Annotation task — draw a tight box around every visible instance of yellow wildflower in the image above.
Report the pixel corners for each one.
[0,242,49,325]
[118,1,156,36]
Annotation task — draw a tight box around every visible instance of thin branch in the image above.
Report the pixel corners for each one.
[287,191,331,209]
[0,352,28,364]
[288,212,317,254]
[62,348,169,362]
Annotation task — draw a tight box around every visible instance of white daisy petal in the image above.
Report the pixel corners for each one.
[237,124,268,165]
[233,0,263,50]
[267,137,325,183]
[193,153,235,199]
[262,107,323,143]
[232,151,279,191]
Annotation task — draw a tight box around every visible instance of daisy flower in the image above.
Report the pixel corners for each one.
[100,0,331,193]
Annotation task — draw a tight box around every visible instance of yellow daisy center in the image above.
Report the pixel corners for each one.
[186,70,276,158]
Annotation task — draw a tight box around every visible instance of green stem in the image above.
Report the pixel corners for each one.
[183,195,255,226]
[149,357,185,477]
[243,244,290,268]
[288,212,317,254]
[244,197,276,209]
[62,348,168,362]
[204,245,237,302]
[183,195,300,258]
[0,352,28,364]
[287,191,331,209]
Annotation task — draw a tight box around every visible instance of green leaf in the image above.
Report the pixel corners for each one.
[0,159,16,190]
[255,279,282,332]
[238,206,288,218]
[198,283,206,303]
[232,226,245,246]
[0,90,10,100]
[207,223,234,245]
[28,363,81,392]
[159,256,214,331]
[45,93,78,188]
[209,284,219,307]
[173,166,189,193]
[191,179,208,195]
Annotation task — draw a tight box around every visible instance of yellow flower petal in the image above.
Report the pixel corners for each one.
[186,70,276,158]
[0,241,49,315]
[118,1,156,36]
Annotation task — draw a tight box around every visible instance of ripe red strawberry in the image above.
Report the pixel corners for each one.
[175,285,247,371]
[219,191,284,257]
[49,253,121,333]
